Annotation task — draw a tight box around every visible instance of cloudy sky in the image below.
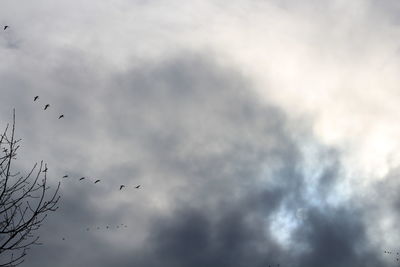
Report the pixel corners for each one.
[1,0,400,266]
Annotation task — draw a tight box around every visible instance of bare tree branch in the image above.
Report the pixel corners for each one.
[0,110,60,266]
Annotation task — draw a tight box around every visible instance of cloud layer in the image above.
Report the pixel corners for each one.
[1,0,400,266]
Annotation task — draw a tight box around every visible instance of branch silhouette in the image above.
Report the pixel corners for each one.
[0,110,60,267]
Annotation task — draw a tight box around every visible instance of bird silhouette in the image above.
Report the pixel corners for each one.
[120,185,125,190]
[79,177,85,181]
[34,96,39,101]
[3,26,8,30]
[94,180,100,184]
[62,237,65,241]
[58,115,64,119]
[44,104,50,110]
[135,185,141,189]
[43,167,48,173]
[62,175,68,178]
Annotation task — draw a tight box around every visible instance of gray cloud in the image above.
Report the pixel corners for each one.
[8,52,382,266]
[1,1,399,266]
[294,207,381,267]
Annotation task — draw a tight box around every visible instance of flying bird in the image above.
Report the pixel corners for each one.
[58,115,64,119]
[34,96,39,101]
[62,175,68,178]
[79,177,85,181]
[94,179,100,184]
[3,26,8,30]
[44,104,50,110]
[135,185,141,189]
[120,185,125,190]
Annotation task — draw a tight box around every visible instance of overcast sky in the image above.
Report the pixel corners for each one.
[1,0,400,266]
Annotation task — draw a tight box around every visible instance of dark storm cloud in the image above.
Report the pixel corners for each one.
[130,204,382,267]
[294,207,382,267]
[0,46,383,266]
[33,53,379,267]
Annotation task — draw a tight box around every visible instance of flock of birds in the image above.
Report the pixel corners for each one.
[61,173,140,190]
[384,250,400,263]
[32,93,140,241]
[61,174,140,190]
[33,93,140,243]
[33,95,141,191]
[4,23,143,248]
[33,95,64,119]
[61,224,130,241]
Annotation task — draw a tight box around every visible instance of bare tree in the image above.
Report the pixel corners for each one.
[0,110,60,266]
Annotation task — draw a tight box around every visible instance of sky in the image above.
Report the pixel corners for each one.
[1,0,400,266]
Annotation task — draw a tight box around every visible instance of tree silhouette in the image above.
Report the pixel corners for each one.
[0,111,60,266]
